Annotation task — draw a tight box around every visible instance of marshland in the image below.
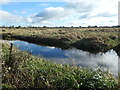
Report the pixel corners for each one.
[0,27,120,89]
[1,0,120,89]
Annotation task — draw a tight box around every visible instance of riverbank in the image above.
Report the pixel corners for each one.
[114,44,120,56]
[1,27,119,53]
[1,42,119,89]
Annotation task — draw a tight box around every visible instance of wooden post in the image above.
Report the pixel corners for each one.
[8,43,13,67]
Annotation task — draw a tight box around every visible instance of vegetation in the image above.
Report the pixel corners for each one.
[0,27,119,53]
[114,44,120,56]
[1,42,120,89]
[1,27,119,89]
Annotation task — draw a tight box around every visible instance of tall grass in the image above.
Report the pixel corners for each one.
[1,43,119,89]
[1,27,119,52]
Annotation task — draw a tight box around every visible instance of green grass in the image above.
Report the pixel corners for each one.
[1,27,119,52]
[1,42,119,89]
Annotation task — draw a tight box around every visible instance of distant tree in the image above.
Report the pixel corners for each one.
[88,25,91,28]
[43,26,47,28]
[18,26,21,28]
[94,25,97,28]
[1,26,5,28]
[11,25,14,28]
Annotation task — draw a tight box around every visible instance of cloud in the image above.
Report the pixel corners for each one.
[33,1,95,24]
[65,1,94,13]
[0,10,54,26]
[78,13,90,19]
[0,10,34,26]
[25,17,33,23]
[34,1,95,21]
[21,11,27,14]
[96,12,117,17]
[35,7,66,20]
[13,10,27,14]
[0,10,23,25]
[38,3,50,6]
[88,0,118,18]
[31,7,71,25]
[1,0,118,26]
[0,0,10,4]
[32,0,118,26]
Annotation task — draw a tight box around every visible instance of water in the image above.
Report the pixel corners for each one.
[12,40,119,76]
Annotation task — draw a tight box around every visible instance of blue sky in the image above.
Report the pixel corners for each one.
[0,0,118,27]
[2,2,65,16]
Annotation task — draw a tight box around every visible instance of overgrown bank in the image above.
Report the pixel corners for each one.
[1,27,119,53]
[114,44,120,56]
[1,42,119,89]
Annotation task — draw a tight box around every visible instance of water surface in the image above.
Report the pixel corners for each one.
[12,40,119,76]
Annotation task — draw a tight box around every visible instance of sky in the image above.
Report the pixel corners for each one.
[0,0,119,27]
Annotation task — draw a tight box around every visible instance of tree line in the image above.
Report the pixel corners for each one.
[0,25,120,28]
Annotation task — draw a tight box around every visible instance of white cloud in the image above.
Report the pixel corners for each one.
[26,17,33,23]
[88,0,118,18]
[0,10,34,26]
[21,11,27,14]
[32,0,118,26]
[0,10,54,26]
[65,1,95,13]
[1,0,118,26]
[0,10,23,25]
[0,0,10,4]
[38,3,50,6]
[35,7,66,20]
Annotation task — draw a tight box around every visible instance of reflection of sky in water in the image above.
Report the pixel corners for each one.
[12,41,67,58]
[12,40,119,76]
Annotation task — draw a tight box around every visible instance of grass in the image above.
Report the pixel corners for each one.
[1,42,120,89]
[114,44,120,56]
[0,27,119,53]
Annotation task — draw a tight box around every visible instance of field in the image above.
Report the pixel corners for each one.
[1,27,119,53]
[0,27,120,89]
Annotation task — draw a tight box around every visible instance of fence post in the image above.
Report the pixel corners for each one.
[8,43,13,67]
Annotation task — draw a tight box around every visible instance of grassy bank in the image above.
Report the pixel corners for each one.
[1,42,119,89]
[1,27,119,53]
[114,44,120,56]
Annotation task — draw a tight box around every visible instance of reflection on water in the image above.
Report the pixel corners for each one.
[12,40,119,76]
